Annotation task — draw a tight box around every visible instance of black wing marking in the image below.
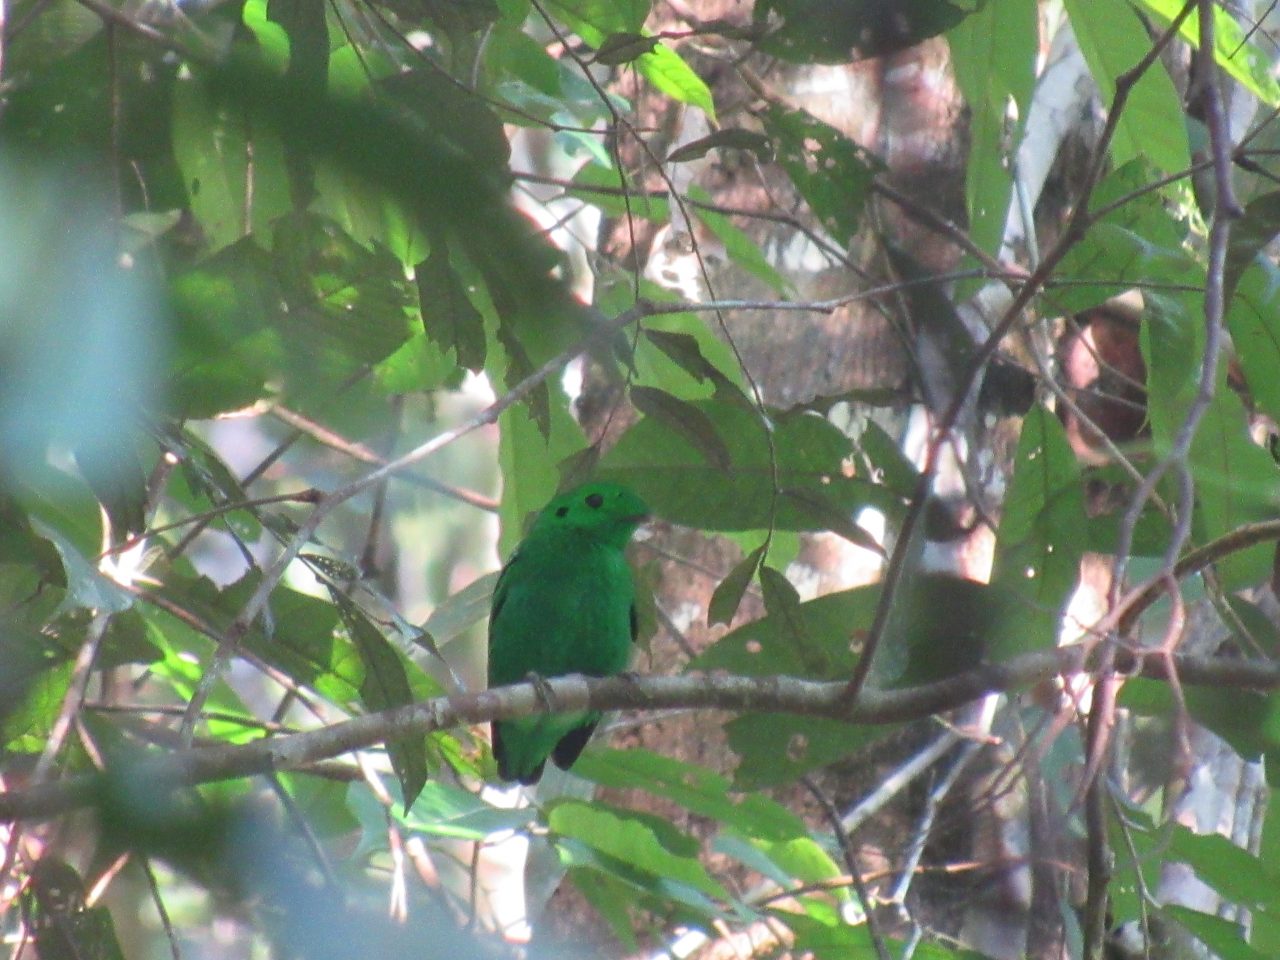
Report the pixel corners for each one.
[551,722,597,772]
[492,723,546,785]
[629,602,639,645]
[491,722,509,778]
[489,548,521,626]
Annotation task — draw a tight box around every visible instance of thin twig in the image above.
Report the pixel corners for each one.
[268,406,498,511]
[800,776,892,960]
[886,741,983,913]
[32,612,113,784]
[140,856,183,960]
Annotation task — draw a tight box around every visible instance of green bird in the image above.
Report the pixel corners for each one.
[488,481,649,784]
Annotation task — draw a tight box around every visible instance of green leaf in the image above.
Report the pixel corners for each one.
[172,70,292,253]
[280,774,360,838]
[593,31,660,65]
[858,421,919,500]
[759,564,813,660]
[422,571,499,648]
[690,186,791,295]
[668,129,773,164]
[270,213,415,367]
[760,104,877,245]
[2,660,73,754]
[694,584,877,679]
[570,866,640,948]
[373,331,462,394]
[727,714,893,788]
[166,573,363,707]
[98,610,164,669]
[496,382,587,556]
[167,428,256,534]
[1119,679,1280,773]
[1064,0,1189,172]
[1225,595,1280,657]
[399,782,535,840]
[573,748,808,840]
[1053,160,1195,314]
[637,43,716,120]
[1134,0,1280,107]
[629,386,733,471]
[1144,293,1278,589]
[569,162,670,220]
[416,235,486,372]
[1227,260,1280,427]
[332,593,429,807]
[875,574,1009,688]
[544,0,648,35]
[698,578,905,786]
[1224,192,1280,302]
[9,462,104,564]
[548,799,729,899]
[599,400,902,533]
[778,488,885,556]
[1165,905,1269,960]
[1168,825,1277,910]
[752,834,850,906]
[628,303,748,400]
[947,0,1037,295]
[988,404,1085,659]
[557,838,726,920]
[708,543,764,626]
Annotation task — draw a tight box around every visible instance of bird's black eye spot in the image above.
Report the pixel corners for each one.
[585,493,604,509]
[555,506,569,518]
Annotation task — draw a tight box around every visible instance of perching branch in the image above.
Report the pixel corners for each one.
[3,646,1276,823]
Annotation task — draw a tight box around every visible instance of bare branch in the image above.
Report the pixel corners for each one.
[3,646,1276,823]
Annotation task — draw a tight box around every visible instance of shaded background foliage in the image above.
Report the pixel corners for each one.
[4,0,1280,959]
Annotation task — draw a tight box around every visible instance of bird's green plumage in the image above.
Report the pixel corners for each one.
[487,482,649,784]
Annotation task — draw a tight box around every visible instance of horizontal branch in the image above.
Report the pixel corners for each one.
[2,646,1275,822]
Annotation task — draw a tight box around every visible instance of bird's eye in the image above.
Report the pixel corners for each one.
[555,506,569,518]
[585,493,604,509]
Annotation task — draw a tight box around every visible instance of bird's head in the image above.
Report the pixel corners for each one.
[531,482,650,548]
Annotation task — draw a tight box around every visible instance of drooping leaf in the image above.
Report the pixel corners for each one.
[1054,160,1194,314]
[987,404,1086,659]
[947,0,1036,295]
[636,43,716,120]
[1064,0,1189,173]
[1165,905,1270,960]
[592,31,660,65]
[331,592,429,808]
[759,104,878,246]
[416,235,487,372]
[629,385,733,472]
[548,799,729,900]
[599,399,903,533]
[727,713,893,788]
[574,748,808,841]
[667,129,773,164]
[1144,293,1278,589]
[1223,192,1280,302]
[1134,0,1280,108]
[708,543,765,626]
[1227,259,1280,427]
